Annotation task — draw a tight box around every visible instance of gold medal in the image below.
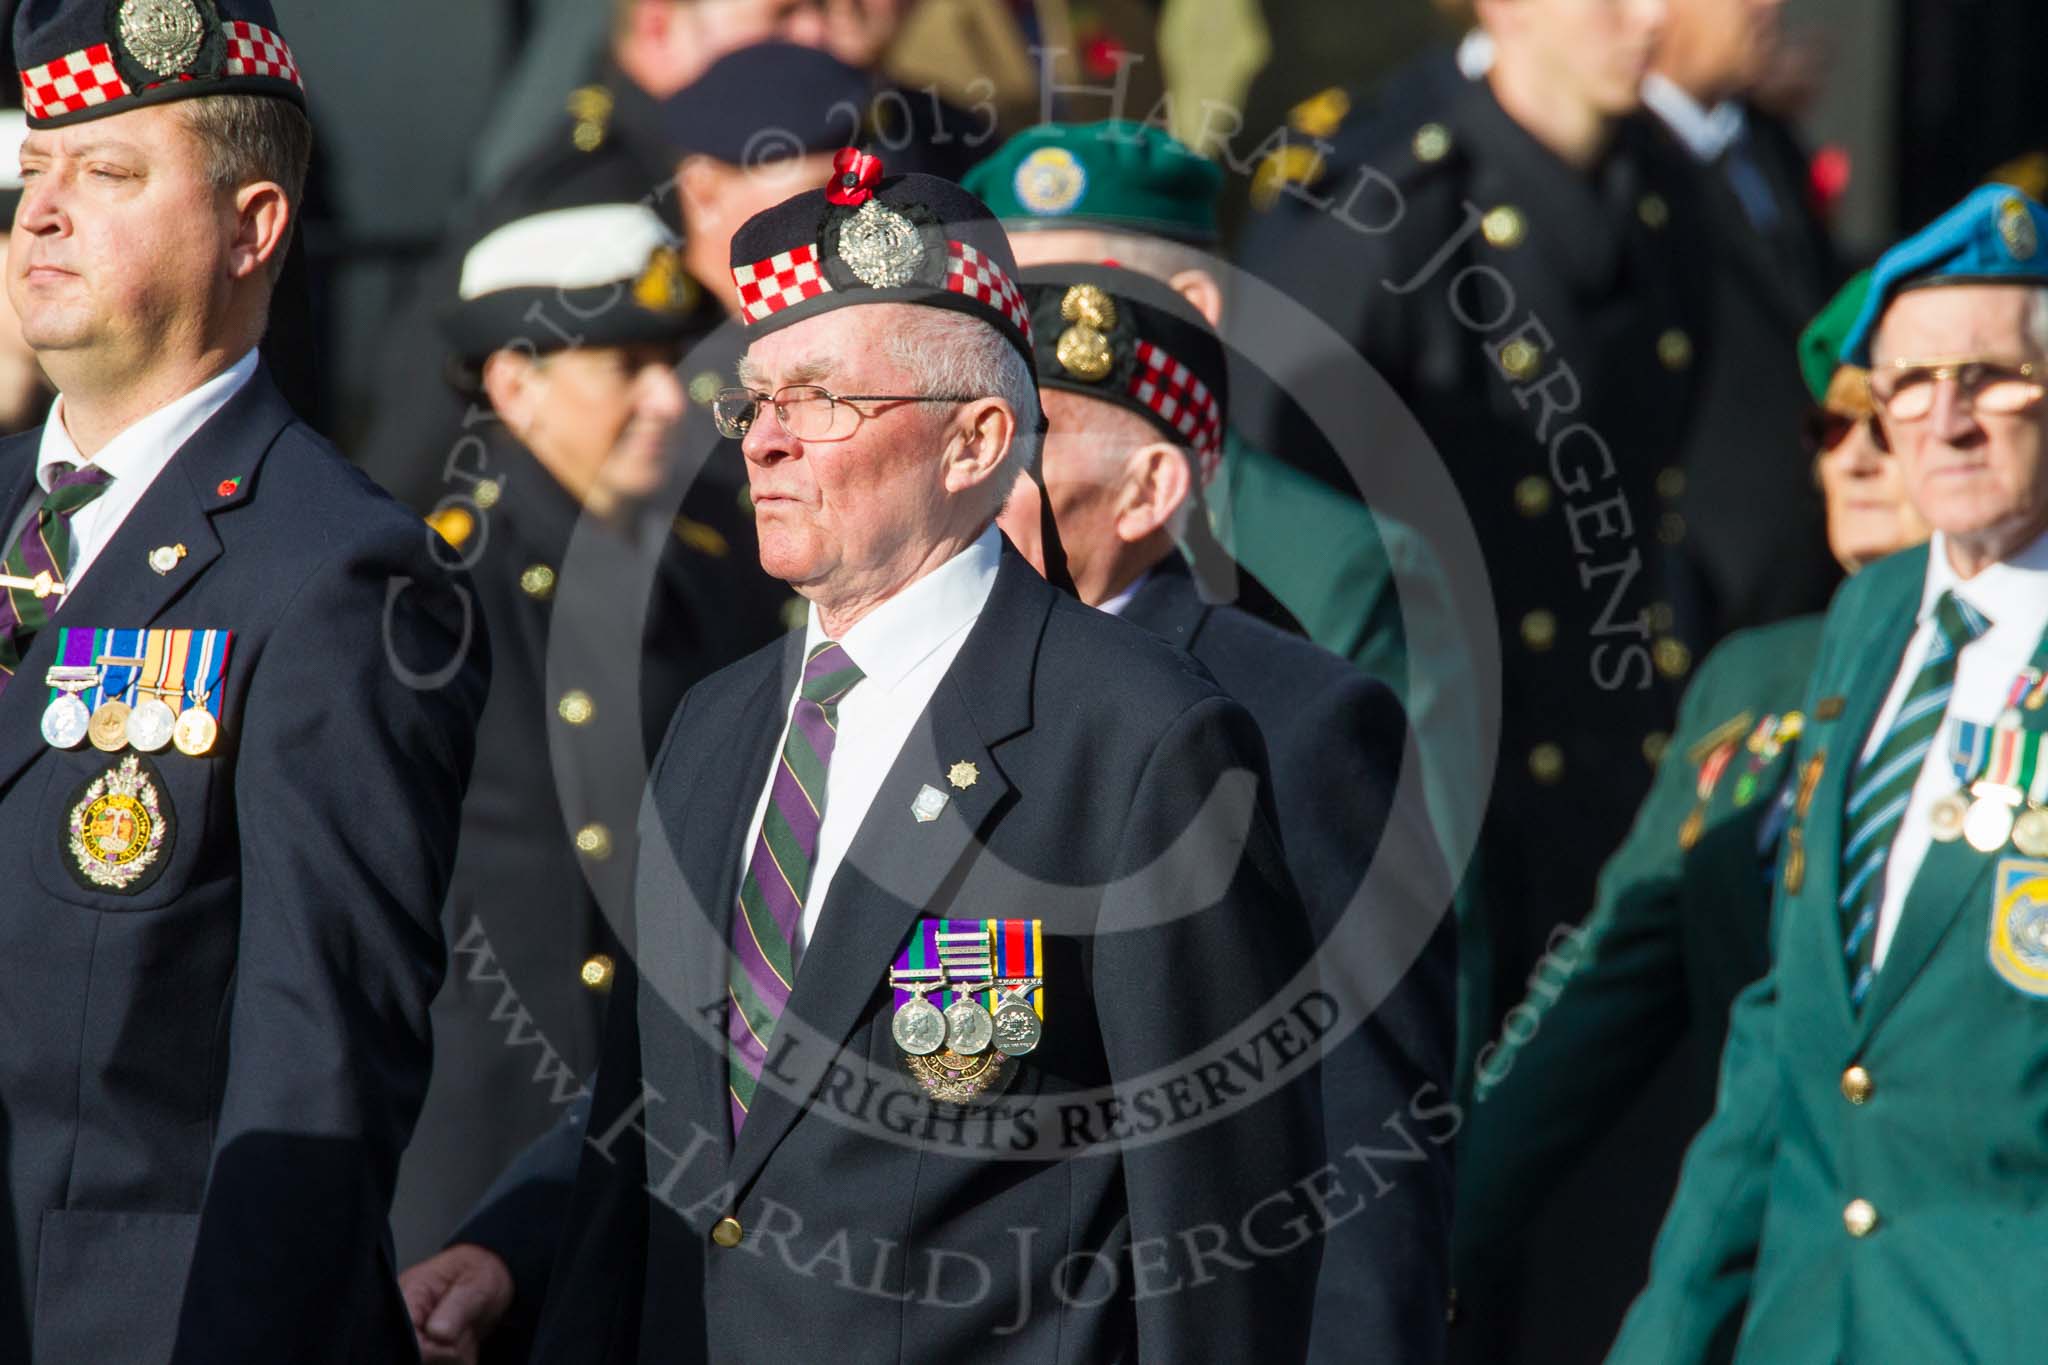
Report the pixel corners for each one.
[173,705,218,757]
[88,700,131,752]
[903,1047,1008,1103]
[1930,791,1971,843]
[2014,807,2048,860]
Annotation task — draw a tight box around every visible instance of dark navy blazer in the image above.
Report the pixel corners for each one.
[0,367,487,1364]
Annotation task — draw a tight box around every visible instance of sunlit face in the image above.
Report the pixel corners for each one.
[1870,284,2048,553]
[736,305,965,594]
[501,344,686,508]
[1812,372,1929,572]
[10,104,234,380]
[1660,0,1784,95]
[1491,0,1669,115]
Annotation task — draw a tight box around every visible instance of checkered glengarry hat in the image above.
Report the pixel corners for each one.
[16,0,305,129]
[1019,263,1227,486]
[727,149,1035,373]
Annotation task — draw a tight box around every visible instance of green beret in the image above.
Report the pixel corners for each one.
[1798,268,1874,402]
[962,121,1223,244]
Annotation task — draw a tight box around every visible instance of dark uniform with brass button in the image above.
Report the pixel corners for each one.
[1236,59,1714,1051]
[389,203,783,1290]
[1450,272,1883,1359]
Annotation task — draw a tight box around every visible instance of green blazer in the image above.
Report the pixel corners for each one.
[1213,431,1490,1085]
[1612,543,2048,1364]
[1453,614,1823,1286]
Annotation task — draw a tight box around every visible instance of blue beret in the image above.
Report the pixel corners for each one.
[15,0,305,129]
[1841,185,2048,365]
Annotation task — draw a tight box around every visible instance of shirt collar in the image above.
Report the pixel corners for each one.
[1095,568,1152,618]
[804,522,1003,693]
[36,349,260,490]
[1640,73,1747,163]
[1919,526,2048,630]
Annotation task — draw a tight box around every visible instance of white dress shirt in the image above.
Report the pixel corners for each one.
[16,349,259,587]
[1863,529,2048,966]
[1093,568,1151,618]
[1640,73,1747,164]
[736,524,1001,947]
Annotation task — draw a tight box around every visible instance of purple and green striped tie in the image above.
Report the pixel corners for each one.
[0,464,114,694]
[1837,590,1989,1007]
[727,640,865,1135]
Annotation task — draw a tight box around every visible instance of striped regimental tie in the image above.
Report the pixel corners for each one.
[727,640,865,1135]
[0,464,114,694]
[1838,590,1990,1007]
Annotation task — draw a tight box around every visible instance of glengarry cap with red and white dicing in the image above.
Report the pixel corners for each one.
[727,149,1036,375]
[15,0,305,129]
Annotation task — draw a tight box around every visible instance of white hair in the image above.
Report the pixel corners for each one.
[884,307,1042,519]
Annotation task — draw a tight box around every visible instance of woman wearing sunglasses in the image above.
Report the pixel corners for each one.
[1450,269,1929,1350]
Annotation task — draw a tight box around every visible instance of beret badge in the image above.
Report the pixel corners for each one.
[835,199,927,289]
[116,0,210,78]
[1015,146,1087,217]
[1055,283,1117,382]
[633,245,699,315]
[2000,195,2038,262]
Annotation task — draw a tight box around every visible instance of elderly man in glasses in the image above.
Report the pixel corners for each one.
[528,155,1324,1365]
[1610,185,2048,1365]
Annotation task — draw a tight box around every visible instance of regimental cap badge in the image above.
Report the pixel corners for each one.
[118,0,207,77]
[834,199,929,289]
[633,245,698,315]
[1055,283,1118,382]
[2000,194,2038,262]
[1015,146,1088,217]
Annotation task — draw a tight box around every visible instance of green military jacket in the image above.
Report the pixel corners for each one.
[1454,614,1823,1280]
[1213,431,1489,1083]
[1612,543,2048,1364]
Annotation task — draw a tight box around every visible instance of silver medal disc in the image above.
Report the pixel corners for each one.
[1965,796,2018,854]
[992,998,1042,1056]
[40,693,90,749]
[1929,790,1970,843]
[126,698,176,753]
[891,995,946,1056]
[943,997,994,1055]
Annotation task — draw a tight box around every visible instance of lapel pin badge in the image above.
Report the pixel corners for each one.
[216,477,242,498]
[912,784,948,824]
[948,760,979,791]
[148,544,188,576]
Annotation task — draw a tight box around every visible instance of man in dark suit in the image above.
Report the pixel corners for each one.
[530,159,1326,1362]
[0,3,487,1362]
[392,197,783,1363]
[997,262,1458,1362]
[1643,0,1846,644]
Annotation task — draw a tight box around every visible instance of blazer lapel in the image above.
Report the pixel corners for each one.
[723,549,1048,1198]
[0,368,293,796]
[1860,616,2048,1035]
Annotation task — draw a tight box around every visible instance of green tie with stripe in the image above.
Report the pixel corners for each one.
[0,464,114,692]
[1838,590,1990,1007]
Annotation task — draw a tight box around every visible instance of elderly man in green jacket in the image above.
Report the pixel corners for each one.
[1612,184,2048,1364]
